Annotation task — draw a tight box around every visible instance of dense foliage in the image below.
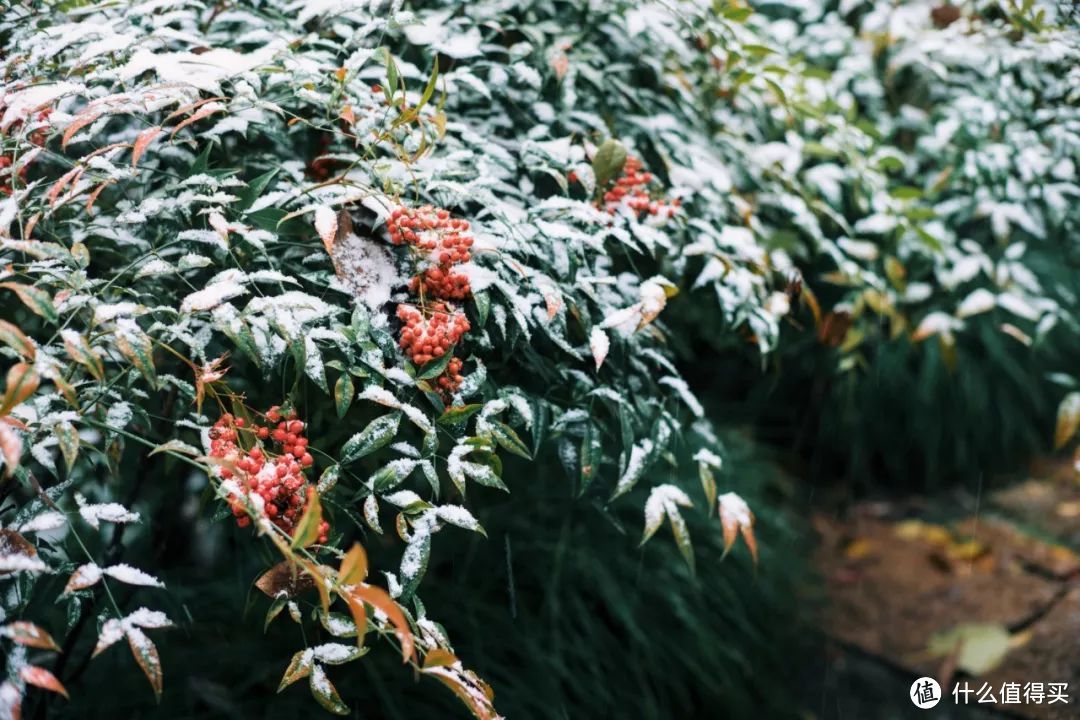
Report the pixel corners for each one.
[0,0,1076,718]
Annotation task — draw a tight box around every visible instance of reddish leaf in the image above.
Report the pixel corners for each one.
[130,127,162,168]
[46,167,83,207]
[169,104,223,140]
[126,628,163,700]
[85,181,112,213]
[0,422,22,477]
[61,109,102,150]
[19,666,68,699]
[1,621,60,651]
[254,560,314,599]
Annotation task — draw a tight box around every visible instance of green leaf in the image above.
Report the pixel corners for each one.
[317,464,340,494]
[579,423,601,495]
[264,595,288,632]
[239,168,279,210]
[418,350,454,380]
[592,138,627,189]
[340,412,401,463]
[334,374,354,418]
[417,58,440,112]
[473,292,490,328]
[490,421,531,459]
[437,404,482,427]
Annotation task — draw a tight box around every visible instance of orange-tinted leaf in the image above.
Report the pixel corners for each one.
[1,621,60,651]
[20,666,67,699]
[0,283,57,324]
[337,543,368,586]
[61,109,102,150]
[818,310,852,347]
[350,584,414,663]
[254,560,314,598]
[131,127,162,168]
[162,96,224,124]
[342,591,368,648]
[169,103,223,140]
[63,563,103,594]
[718,492,758,564]
[277,649,313,691]
[340,105,355,125]
[126,627,163,700]
[62,332,103,381]
[422,648,459,670]
[23,211,41,241]
[422,662,498,720]
[1,363,40,417]
[0,320,35,360]
[46,167,83,207]
[297,559,331,617]
[85,181,112,213]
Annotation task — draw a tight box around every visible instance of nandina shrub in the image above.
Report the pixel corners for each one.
[0,2,792,718]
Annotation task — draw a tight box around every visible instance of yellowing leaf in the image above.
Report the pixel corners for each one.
[290,490,323,549]
[1,363,40,417]
[1054,392,1080,449]
[0,320,35,360]
[0,282,58,324]
[337,543,368,587]
[62,331,104,380]
[277,648,313,691]
[928,623,1012,676]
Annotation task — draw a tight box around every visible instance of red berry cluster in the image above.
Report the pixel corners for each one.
[435,356,465,396]
[388,205,474,300]
[396,303,470,366]
[0,107,50,196]
[390,204,479,401]
[601,156,680,218]
[210,407,329,543]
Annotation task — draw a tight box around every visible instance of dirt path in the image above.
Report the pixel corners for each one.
[812,469,1079,719]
